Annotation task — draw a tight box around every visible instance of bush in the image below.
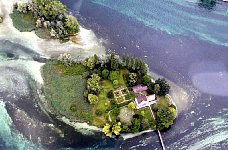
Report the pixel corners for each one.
[33,0,66,20]
[95,109,103,116]
[109,71,119,81]
[70,104,77,112]
[113,80,119,89]
[88,94,99,104]
[142,75,152,86]
[107,90,114,99]
[112,107,120,117]
[102,69,109,79]
[64,15,79,35]
[155,78,170,96]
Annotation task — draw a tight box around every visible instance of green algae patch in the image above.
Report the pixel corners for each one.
[10,10,36,32]
[42,61,93,123]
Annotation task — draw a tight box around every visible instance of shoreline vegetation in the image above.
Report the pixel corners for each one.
[10,0,79,41]
[42,53,177,138]
[7,0,177,138]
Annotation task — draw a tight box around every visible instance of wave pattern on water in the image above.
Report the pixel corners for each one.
[167,108,228,150]
[92,0,228,46]
[0,101,43,150]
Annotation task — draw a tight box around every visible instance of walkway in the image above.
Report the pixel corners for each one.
[148,105,166,150]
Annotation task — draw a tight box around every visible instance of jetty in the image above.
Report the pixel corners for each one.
[149,105,166,150]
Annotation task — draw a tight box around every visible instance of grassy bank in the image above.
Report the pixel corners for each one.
[42,61,94,124]
[10,10,36,32]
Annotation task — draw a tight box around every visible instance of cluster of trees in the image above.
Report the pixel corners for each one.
[122,55,148,76]
[156,107,176,130]
[14,0,79,39]
[102,122,122,138]
[122,112,156,133]
[142,76,170,96]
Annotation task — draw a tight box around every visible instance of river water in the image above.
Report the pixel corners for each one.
[0,0,228,149]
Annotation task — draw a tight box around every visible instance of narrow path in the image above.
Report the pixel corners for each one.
[148,105,166,150]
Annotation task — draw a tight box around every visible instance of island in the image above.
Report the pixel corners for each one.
[9,0,177,138]
[42,54,177,138]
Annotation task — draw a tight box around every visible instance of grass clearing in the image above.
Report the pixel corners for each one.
[42,62,93,123]
[10,10,36,32]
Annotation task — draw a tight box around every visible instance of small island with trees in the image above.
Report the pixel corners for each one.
[42,54,177,137]
[10,0,79,40]
[8,0,177,138]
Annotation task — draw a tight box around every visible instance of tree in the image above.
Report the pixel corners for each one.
[154,84,160,95]
[33,0,66,20]
[102,123,112,137]
[138,60,147,76]
[102,69,109,79]
[141,118,150,130]
[130,118,141,133]
[88,94,99,104]
[128,102,136,110]
[64,15,79,35]
[128,73,137,86]
[113,80,119,89]
[156,107,176,130]
[112,107,120,117]
[142,75,152,86]
[155,78,170,96]
[83,56,96,69]
[110,54,119,70]
[107,90,114,99]
[87,74,101,93]
[112,122,122,135]
[109,71,119,81]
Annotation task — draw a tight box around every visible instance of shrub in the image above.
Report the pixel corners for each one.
[109,71,119,81]
[33,0,66,20]
[113,80,119,89]
[107,90,114,99]
[155,78,170,96]
[88,94,99,104]
[70,104,77,112]
[64,15,79,35]
[128,102,136,110]
[102,69,109,79]
[95,109,103,116]
[142,75,152,86]
[125,92,135,100]
[127,73,137,86]
[112,107,120,117]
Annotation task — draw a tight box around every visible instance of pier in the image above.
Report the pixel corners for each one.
[149,106,166,150]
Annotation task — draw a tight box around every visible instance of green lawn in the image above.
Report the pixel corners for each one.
[42,61,93,123]
[10,10,36,32]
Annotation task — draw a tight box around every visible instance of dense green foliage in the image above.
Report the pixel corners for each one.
[156,107,176,130]
[109,71,119,81]
[127,73,137,86]
[87,74,101,93]
[11,0,79,39]
[33,0,66,20]
[155,78,170,96]
[102,69,110,79]
[88,94,99,104]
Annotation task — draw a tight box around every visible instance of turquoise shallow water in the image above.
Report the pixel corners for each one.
[92,0,228,46]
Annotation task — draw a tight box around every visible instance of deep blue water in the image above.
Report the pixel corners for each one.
[60,0,228,149]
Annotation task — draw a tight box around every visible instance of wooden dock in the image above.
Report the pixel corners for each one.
[149,106,166,150]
